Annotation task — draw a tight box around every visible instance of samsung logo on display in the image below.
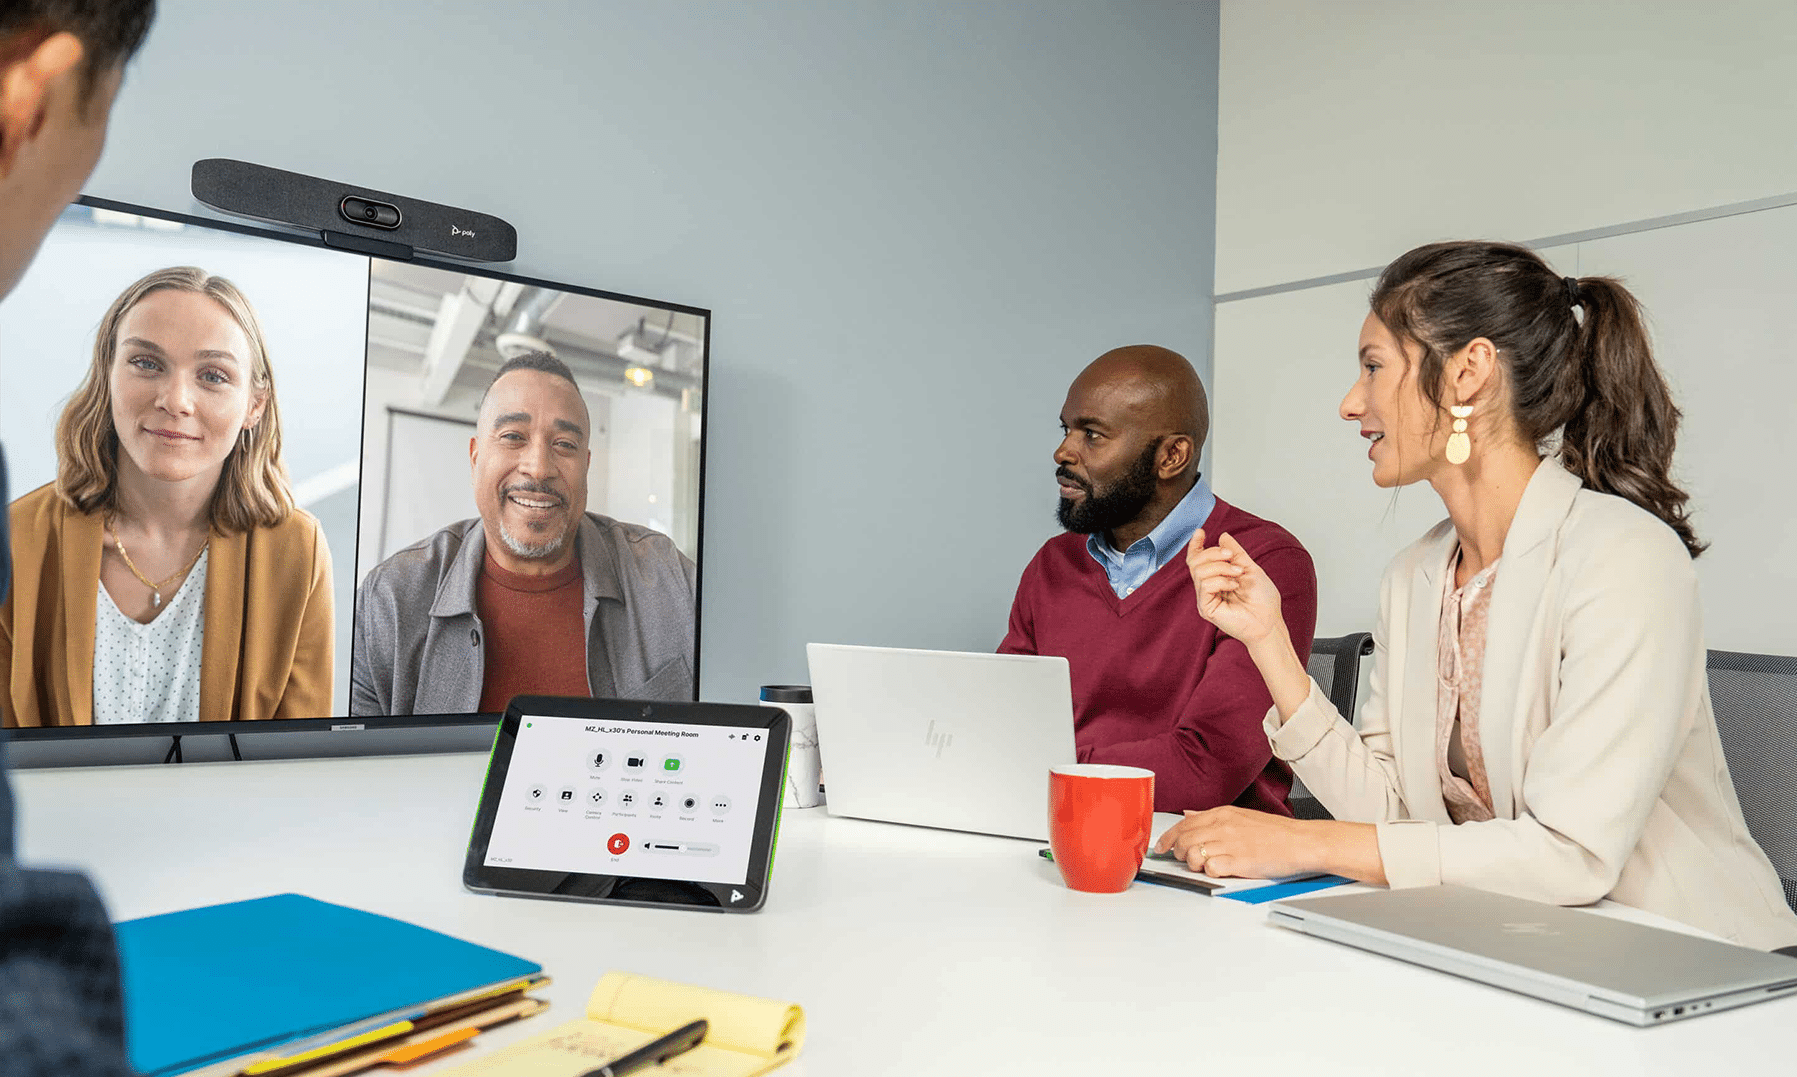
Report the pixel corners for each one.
[451,225,477,238]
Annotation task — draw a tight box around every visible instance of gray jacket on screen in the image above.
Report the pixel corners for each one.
[350,513,696,716]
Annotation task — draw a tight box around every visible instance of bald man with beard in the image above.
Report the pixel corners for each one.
[1000,346,1318,814]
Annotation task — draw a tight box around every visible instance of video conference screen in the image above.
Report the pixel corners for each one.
[0,200,706,732]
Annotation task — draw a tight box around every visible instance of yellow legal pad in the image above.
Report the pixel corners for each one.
[439,971,805,1077]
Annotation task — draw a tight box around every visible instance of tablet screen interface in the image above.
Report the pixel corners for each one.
[482,712,769,885]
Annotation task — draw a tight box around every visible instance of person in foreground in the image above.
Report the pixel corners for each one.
[0,0,158,1070]
[1000,345,1317,814]
[1157,241,1797,953]
[3,266,334,726]
[353,351,697,717]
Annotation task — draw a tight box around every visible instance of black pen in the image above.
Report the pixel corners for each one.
[578,1018,709,1077]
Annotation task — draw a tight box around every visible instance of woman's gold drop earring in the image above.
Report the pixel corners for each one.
[1446,405,1473,464]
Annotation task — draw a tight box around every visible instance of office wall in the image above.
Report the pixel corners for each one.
[77,0,1222,706]
[1216,0,1797,294]
[1212,0,1797,654]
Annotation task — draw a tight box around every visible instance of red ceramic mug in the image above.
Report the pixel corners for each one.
[1048,764,1155,893]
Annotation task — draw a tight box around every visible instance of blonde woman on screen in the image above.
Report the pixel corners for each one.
[0,266,332,726]
[1157,241,1797,952]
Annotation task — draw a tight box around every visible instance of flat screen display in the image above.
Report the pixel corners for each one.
[0,198,707,735]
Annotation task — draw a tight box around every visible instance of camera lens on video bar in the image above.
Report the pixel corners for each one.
[340,196,400,229]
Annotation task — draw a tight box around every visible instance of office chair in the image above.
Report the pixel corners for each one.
[1289,632,1374,822]
[1707,649,1797,914]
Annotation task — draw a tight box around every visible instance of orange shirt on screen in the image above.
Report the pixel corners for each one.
[476,549,589,712]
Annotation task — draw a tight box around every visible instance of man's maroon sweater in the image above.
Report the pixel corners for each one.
[999,496,1318,815]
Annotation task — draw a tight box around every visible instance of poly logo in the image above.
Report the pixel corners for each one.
[451,225,477,238]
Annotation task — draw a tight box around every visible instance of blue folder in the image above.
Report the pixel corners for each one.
[1216,874,1353,904]
[115,893,541,1076]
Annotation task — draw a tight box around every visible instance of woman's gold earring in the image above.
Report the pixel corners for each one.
[1446,405,1473,464]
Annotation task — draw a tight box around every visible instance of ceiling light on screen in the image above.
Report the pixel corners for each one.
[624,366,655,389]
[496,331,554,360]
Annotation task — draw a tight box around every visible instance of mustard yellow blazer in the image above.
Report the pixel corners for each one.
[1,482,333,726]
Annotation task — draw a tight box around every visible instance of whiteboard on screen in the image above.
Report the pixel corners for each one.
[1214,208,1797,656]
[379,411,480,566]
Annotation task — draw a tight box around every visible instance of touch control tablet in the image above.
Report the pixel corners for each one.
[464,696,791,913]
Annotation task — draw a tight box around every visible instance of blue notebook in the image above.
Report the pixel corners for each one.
[115,893,542,1076]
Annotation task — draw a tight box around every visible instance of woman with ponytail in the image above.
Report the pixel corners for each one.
[1158,241,1797,951]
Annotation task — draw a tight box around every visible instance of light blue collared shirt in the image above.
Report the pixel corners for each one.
[1086,476,1216,599]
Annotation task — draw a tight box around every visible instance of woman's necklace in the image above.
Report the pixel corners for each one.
[108,518,209,608]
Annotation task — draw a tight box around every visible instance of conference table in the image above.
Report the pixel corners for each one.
[13,752,1791,1075]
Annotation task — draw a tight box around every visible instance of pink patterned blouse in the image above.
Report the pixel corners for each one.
[1436,551,1500,824]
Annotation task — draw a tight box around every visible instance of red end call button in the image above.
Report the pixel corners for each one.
[607,832,630,856]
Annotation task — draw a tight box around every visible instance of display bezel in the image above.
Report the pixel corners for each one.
[6,194,711,741]
[462,696,790,913]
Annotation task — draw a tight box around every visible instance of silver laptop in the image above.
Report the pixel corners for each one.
[805,644,1075,840]
[1269,885,1797,1025]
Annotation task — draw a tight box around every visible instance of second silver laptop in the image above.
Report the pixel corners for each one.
[805,643,1076,841]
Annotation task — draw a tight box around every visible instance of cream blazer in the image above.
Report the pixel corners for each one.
[1269,459,1797,950]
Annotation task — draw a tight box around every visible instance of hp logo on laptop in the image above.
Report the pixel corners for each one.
[1501,922,1560,937]
[924,719,954,759]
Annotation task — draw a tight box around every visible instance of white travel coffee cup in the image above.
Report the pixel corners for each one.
[760,685,823,808]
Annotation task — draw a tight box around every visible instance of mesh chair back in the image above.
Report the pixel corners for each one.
[1707,650,1797,914]
[1291,633,1374,820]
[1307,633,1374,724]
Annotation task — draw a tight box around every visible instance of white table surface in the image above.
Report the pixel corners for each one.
[12,752,1790,1076]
